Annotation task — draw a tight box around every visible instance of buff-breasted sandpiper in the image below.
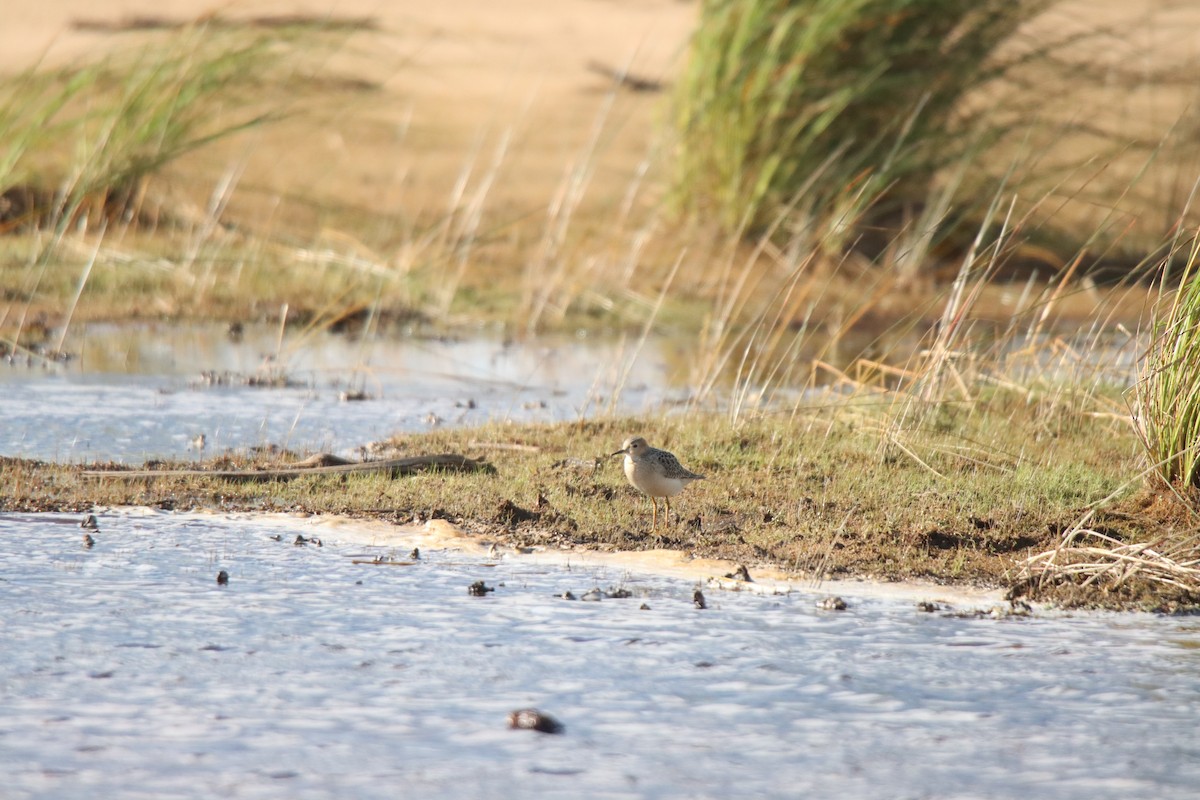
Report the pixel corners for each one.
[612,436,704,529]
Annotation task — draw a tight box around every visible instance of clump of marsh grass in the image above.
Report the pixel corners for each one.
[0,21,323,251]
[1132,231,1200,489]
[674,0,1048,240]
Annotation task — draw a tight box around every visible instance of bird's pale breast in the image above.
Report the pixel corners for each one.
[625,455,690,498]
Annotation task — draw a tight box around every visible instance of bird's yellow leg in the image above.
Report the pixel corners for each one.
[651,497,659,530]
[665,497,672,526]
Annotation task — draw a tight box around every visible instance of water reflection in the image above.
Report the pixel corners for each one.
[0,323,684,462]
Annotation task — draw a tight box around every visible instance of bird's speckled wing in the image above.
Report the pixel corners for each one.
[651,448,704,480]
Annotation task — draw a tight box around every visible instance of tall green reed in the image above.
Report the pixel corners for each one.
[674,0,1048,240]
[1134,231,1200,489]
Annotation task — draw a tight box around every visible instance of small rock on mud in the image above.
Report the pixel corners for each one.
[508,708,564,734]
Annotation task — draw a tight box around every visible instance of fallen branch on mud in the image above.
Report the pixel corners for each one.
[80,454,494,483]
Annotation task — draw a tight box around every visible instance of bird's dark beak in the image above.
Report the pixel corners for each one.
[610,448,626,457]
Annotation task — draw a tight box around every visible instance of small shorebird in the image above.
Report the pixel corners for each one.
[612,436,704,529]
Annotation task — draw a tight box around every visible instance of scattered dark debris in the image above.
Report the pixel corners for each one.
[724,564,752,582]
[639,603,651,611]
[693,589,707,609]
[924,530,962,551]
[339,390,371,402]
[560,585,632,601]
[192,370,305,390]
[495,498,538,525]
[269,534,282,542]
[468,580,494,597]
[817,596,848,611]
[216,570,229,586]
[409,548,420,560]
[916,601,940,613]
[294,535,322,547]
[508,708,564,735]
[944,601,1033,619]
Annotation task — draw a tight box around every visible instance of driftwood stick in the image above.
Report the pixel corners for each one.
[80,454,493,483]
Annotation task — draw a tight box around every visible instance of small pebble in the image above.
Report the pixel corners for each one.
[508,708,564,734]
[468,580,494,597]
[639,603,651,611]
[409,548,420,560]
[693,590,707,610]
[560,591,577,601]
[216,570,229,586]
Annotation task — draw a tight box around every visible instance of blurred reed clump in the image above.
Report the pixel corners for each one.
[1135,236,1200,490]
[674,0,1048,242]
[0,24,300,246]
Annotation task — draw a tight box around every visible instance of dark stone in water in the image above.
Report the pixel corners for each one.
[82,533,95,549]
[693,590,707,610]
[817,596,848,611]
[80,514,99,531]
[508,708,564,734]
[468,580,494,597]
[216,570,229,586]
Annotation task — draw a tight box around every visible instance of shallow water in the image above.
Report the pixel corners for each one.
[1,324,681,462]
[2,510,1198,799]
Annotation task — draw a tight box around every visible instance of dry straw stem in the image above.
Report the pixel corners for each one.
[1020,523,1200,597]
